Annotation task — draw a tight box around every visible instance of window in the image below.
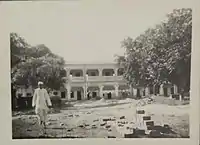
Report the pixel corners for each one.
[61,92,66,98]
[75,72,81,77]
[105,72,111,76]
[91,72,96,76]
[71,92,74,98]
[118,68,124,76]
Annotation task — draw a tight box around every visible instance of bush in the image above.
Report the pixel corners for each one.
[95,96,102,100]
[50,95,61,108]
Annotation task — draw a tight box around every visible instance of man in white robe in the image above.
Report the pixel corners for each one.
[32,82,52,129]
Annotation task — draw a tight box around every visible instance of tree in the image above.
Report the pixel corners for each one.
[11,33,66,90]
[116,8,192,93]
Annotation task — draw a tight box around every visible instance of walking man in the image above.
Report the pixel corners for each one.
[32,81,52,132]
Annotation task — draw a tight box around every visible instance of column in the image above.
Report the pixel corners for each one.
[174,85,178,94]
[159,84,164,96]
[83,85,88,100]
[99,85,104,98]
[167,87,171,97]
[129,84,133,96]
[139,88,143,96]
[179,94,182,101]
[153,84,156,95]
[114,68,118,76]
[83,68,87,77]
[74,91,77,100]
[67,84,71,100]
[66,69,70,77]
[145,87,150,96]
[99,68,102,76]
[115,84,119,97]
[133,88,137,97]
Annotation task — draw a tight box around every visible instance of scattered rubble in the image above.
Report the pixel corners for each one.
[120,116,125,119]
[100,122,106,126]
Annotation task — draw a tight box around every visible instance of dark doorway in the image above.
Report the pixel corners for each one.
[136,89,141,99]
[171,87,174,95]
[154,85,160,95]
[164,88,168,97]
[87,92,90,100]
[149,87,154,94]
[108,92,112,99]
[61,92,66,99]
[71,92,74,98]
[92,92,97,98]
[143,89,145,96]
[77,91,82,100]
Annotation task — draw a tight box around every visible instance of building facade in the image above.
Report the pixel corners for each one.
[61,63,179,101]
[61,63,131,100]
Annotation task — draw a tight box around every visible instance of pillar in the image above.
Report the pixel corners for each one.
[74,91,77,100]
[145,87,150,96]
[67,84,71,100]
[133,88,137,97]
[174,85,178,94]
[139,88,143,96]
[99,85,104,98]
[167,87,171,97]
[66,69,70,77]
[99,68,102,76]
[115,84,119,97]
[83,85,88,100]
[129,84,133,96]
[179,94,182,101]
[153,84,156,95]
[114,68,118,76]
[159,84,164,96]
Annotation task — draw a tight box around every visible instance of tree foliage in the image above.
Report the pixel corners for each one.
[11,33,66,90]
[116,8,192,92]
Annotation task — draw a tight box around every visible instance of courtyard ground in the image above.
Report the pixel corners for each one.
[12,96,189,139]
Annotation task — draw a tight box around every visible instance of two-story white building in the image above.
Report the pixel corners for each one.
[61,63,131,101]
[60,62,179,101]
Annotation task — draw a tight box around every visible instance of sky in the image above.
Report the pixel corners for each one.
[7,0,192,64]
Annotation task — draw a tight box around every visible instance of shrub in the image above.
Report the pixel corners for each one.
[95,96,102,100]
[50,95,61,108]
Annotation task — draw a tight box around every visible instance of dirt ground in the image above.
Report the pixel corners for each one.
[12,97,189,139]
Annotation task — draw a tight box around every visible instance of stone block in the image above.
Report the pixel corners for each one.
[134,129,146,135]
[149,130,162,138]
[143,116,151,121]
[100,122,106,126]
[120,116,125,119]
[136,110,145,114]
[145,121,154,130]
[146,121,154,126]
[124,133,135,138]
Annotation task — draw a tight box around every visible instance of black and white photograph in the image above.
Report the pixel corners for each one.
[8,0,193,139]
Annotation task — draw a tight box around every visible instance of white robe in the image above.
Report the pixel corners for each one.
[32,88,52,122]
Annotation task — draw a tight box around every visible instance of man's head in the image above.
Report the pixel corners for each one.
[38,81,44,89]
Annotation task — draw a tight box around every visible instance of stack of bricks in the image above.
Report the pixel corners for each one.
[115,109,157,138]
[135,109,154,134]
[122,109,155,138]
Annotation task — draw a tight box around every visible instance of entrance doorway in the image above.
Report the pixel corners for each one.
[92,92,97,98]
[136,89,141,99]
[149,86,154,94]
[77,91,82,100]
[164,88,168,97]
[154,85,160,95]
[171,87,174,95]
[61,92,66,99]
[108,92,112,99]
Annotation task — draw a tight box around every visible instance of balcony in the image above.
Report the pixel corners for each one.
[63,75,125,83]
[71,77,85,82]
